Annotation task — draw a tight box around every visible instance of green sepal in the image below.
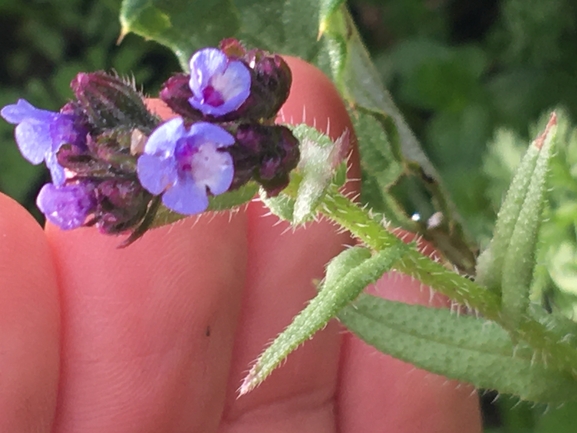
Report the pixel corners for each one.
[260,124,348,225]
[240,244,406,395]
[339,293,577,404]
[292,124,349,224]
[259,184,297,223]
[150,182,259,228]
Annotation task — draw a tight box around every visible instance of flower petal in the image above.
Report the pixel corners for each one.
[36,183,95,230]
[191,142,234,195]
[49,115,84,151]
[45,151,66,186]
[188,48,228,95]
[209,59,251,113]
[161,179,209,215]
[188,48,251,117]
[189,122,235,148]
[14,119,53,164]
[137,154,178,195]
[143,117,184,156]
[0,99,52,124]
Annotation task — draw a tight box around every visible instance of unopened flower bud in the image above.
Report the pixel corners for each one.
[231,124,300,195]
[240,51,292,119]
[88,127,138,173]
[94,178,152,234]
[71,72,158,132]
[159,73,203,120]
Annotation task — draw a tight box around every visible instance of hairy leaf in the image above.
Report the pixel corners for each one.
[340,293,577,403]
[240,244,406,394]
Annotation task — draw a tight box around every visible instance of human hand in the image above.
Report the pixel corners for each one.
[0,58,482,433]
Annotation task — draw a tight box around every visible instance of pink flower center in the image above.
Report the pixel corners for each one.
[202,85,224,107]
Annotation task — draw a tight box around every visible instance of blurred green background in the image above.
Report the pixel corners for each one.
[2,0,577,430]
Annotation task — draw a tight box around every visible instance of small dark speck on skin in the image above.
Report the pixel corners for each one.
[205,326,211,337]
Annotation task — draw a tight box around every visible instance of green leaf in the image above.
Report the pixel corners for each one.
[320,5,477,274]
[339,293,577,403]
[120,0,328,71]
[322,8,438,183]
[120,0,240,69]
[240,244,406,394]
[353,108,408,226]
[259,185,296,222]
[477,114,557,328]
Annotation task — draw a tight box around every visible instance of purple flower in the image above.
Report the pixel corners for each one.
[1,99,86,185]
[188,48,251,117]
[36,182,96,230]
[137,118,235,215]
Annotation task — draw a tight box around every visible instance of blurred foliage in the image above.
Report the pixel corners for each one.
[354,0,577,244]
[3,0,577,430]
[349,1,577,430]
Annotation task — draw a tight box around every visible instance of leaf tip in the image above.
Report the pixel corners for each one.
[534,112,557,150]
[117,26,129,45]
[317,21,327,40]
[239,368,259,396]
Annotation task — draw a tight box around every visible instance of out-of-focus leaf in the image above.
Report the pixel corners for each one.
[321,6,477,273]
[120,0,328,71]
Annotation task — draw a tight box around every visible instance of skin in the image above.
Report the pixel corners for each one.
[0,57,482,433]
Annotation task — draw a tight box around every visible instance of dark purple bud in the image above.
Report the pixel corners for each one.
[56,126,138,178]
[257,126,300,196]
[159,73,204,121]
[235,51,292,120]
[84,178,154,236]
[230,124,300,195]
[71,72,158,132]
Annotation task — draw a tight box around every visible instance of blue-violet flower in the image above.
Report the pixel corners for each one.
[37,182,96,230]
[1,99,86,186]
[137,118,235,215]
[188,48,251,116]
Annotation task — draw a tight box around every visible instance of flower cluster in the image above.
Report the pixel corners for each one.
[1,39,299,242]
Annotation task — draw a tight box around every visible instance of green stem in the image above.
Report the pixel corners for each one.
[320,188,577,376]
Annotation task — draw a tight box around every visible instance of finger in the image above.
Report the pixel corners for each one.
[0,194,60,432]
[337,248,483,433]
[47,106,249,431]
[219,57,358,433]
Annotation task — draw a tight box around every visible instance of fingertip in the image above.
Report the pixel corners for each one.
[46,213,248,432]
[0,194,59,432]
